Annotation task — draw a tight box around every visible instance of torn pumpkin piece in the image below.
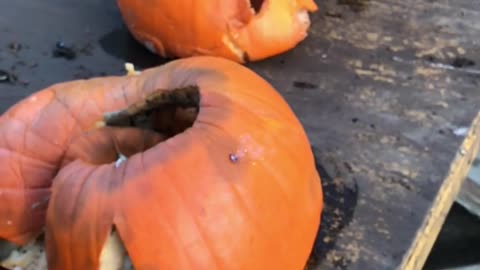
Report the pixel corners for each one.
[115,0,318,62]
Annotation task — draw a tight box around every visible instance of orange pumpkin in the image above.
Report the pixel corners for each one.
[116,0,318,62]
[0,56,322,269]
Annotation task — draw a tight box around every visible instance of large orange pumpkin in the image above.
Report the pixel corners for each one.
[0,56,322,269]
[116,0,318,62]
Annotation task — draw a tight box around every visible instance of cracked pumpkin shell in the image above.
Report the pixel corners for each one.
[116,0,318,62]
[0,56,323,270]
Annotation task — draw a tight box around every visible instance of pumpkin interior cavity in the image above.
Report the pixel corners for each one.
[103,85,200,137]
[103,85,199,158]
[249,0,265,13]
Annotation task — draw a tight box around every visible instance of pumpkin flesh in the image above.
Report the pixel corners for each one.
[0,57,323,270]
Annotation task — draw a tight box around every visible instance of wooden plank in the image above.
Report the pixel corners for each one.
[400,114,480,270]
[0,0,479,270]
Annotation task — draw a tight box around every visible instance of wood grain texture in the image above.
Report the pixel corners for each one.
[0,0,479,270]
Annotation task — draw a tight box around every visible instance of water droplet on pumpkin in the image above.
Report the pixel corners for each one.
[229,153,239,163]
[237,134,265,160]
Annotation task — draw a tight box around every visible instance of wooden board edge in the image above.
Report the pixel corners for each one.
[399,111,480,270]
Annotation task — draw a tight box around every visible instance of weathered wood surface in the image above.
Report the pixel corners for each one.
[1,0,480,270]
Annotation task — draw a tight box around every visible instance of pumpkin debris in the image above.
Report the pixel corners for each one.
[52,42,76,60]
[116,0,319,62]
[124,63,141,76]
[0,70,16,83]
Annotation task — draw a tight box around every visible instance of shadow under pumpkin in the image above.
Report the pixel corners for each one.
[306,147,359,269]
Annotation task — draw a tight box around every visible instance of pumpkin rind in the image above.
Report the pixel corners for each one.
[0,56,322,269]
[116,0,318,62]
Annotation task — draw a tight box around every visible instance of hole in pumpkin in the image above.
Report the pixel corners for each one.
[99,226,133,270]
[102,85,200,156]
[249,0,265,13]
[64,86,200,166]
[104,85,200,137]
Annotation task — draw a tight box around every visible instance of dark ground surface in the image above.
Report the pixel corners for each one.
[1,0,480,269]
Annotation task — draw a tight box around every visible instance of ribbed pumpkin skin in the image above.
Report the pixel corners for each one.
[116,0,318,62]
[0,56,322,270]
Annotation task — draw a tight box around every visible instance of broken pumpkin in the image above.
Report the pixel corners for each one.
[0,56,322,269]
[116,0,319,62]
